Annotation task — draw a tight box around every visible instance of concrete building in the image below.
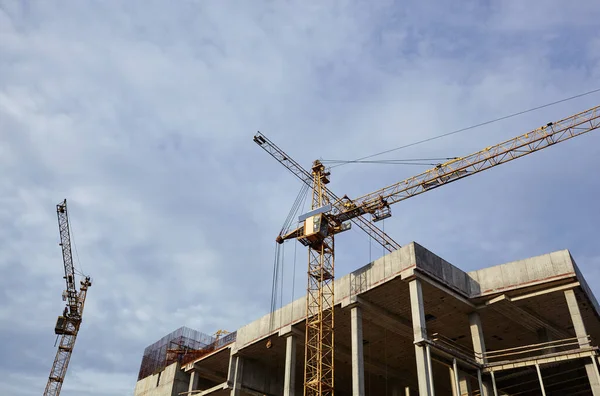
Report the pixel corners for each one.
[133,242,600,396]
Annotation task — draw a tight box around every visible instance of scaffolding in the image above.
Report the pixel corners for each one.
[137,326,237,381]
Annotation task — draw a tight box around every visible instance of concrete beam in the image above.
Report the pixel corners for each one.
[278,325,302,338]
[478,282,580,308]
[195,382,228,395]
[192,366,229,384]
[416,272,474,309]
[489,299,571,340]
[355,296,413,339]
[511,282,580,302]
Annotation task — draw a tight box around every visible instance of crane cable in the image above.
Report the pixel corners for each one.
[269,183,310,334]
[328,87,600,168]
[65,205,88,279]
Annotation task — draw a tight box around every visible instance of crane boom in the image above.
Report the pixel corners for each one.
[334,105,600,222]
[57,200,79,317]
[44,199,92,396]
[253,133,401,252]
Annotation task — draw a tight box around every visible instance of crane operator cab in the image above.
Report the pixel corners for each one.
[54,308,77,335]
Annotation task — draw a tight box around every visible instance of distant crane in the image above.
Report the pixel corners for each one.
[255,104,600,395]
[44,199,92,396]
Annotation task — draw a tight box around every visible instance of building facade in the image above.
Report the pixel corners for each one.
[134,242,600,396]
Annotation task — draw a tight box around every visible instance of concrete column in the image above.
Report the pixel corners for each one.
[565,289,600,395]
[350,304,365,396]
[565,289,590,346]
[188,370,199,394]
[228,355,243,396]
[469,312,486,364]
[409,278,433,396]
[458,371,472,396]
[450,359,460,396]
[469,312,492,396]
[283,332,297,396]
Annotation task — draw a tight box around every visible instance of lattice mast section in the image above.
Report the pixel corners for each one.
[304,161,335,396]
[44,200,92,396]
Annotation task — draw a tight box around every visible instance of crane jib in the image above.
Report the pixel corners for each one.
[340,105,600,220]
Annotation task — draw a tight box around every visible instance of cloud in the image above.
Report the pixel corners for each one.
[1,1,600,395]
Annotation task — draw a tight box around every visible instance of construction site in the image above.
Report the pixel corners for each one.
[125,106,600,396]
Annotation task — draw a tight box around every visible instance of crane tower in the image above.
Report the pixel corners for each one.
[43,199,92,396]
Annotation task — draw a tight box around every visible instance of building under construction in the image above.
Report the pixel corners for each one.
[133,242,600,396]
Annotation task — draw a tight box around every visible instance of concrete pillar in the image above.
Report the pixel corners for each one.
[228,355,243,396]
[450,360,460,396]
[565,289,600,395]
[458,371,472,396]
[283,332,297,396]
[350,304,365,396]
[469,312,486,364]
[469,312,492,396]
[188,370,199,394]
[409,278,433,396]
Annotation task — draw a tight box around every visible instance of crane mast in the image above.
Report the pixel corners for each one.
[254,134,400,396]
[44,199,92,396]
[255,104,599,396]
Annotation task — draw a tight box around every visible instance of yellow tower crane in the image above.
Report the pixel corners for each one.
[255,104,600,396]
[44,199,92,396]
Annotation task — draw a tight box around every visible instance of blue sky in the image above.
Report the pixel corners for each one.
[1,1,600,395]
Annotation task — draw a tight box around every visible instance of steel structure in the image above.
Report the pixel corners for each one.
[254,104,600,395]
[254,134,401,396]
[44,199,92,396]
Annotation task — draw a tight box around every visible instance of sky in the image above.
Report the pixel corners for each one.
[1,1,600,395]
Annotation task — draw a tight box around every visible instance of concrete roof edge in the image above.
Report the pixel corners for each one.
[568,250,600,318]
[466,249,579,298]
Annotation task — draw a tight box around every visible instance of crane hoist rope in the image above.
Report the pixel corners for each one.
[254,104,599,396]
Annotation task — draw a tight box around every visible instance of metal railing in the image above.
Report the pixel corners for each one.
[431,333,594,366]
[483,335,592,364]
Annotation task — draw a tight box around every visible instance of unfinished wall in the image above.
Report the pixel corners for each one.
[133,362,190,396]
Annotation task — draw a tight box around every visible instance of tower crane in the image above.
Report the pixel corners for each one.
[44,199,92,396]
[254,133,401,396]
[254,104,600,396]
